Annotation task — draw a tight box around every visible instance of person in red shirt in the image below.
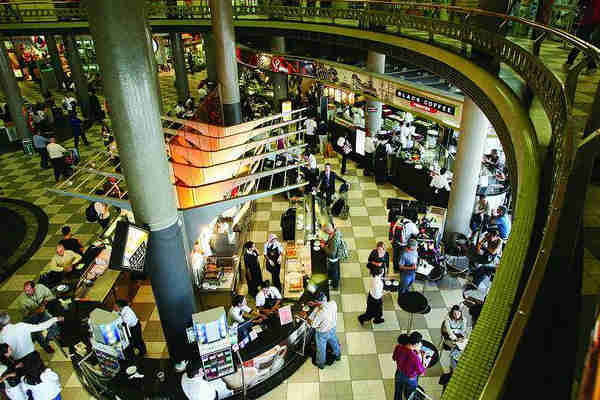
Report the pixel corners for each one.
[563,0,600,74]
[392,332,426,400]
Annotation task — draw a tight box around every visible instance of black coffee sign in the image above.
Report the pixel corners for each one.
[396,89,456,116]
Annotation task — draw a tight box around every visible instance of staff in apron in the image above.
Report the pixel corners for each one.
[256,281,282,315]
[264,234,283,293]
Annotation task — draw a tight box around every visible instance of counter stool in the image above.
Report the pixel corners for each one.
[397,291,429,332]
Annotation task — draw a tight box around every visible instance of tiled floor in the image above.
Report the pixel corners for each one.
[0,37,599,400]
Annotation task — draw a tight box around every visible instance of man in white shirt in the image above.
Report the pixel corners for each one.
[181,360,217,400]
[430,167,451,193]
[114,300,146,358]
[304,118,317,152]
[308,293,341,369]
[401,218,420,247]
[400,122,412,149]
[46,138,67,183]
[0,311,63,360]
[358,267,385,325]
[302,150,318,191]
[255,281,282,313]
[229,294,262,324]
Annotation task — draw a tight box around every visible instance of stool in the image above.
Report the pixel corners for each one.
[397,291,429,332]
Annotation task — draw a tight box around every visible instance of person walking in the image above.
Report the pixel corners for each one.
[264,234,284,293]
[308,292,341,369]
[304,117,317,153]
[398,239,419,294]
[319,163,346,207]
[368,241,390,276]
[320,224,343,290]
[0,312,63,361]
[358,267,385,325]
[46,137,67,182]
[392,331,426,400]
[563,0,600,74]
[244,241,263,298]
[32,132,50,169]
[68,110,88,148]
[113,300,146,358]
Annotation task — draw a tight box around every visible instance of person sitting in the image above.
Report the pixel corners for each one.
[367,241,390,276]
[20,355,62,400]
[58,226,83,255]
[181,359,231,400]
[229,294,263,324]
[20,282,62,354]
[255,281,282,314]
[470,195,490,236]
[472,229,503,287]
[174,101,185,118]
[442,305,469,351]
[45,244,82,275]
[489,205,511,240]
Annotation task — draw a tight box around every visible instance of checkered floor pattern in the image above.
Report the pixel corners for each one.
[0,38,599,400]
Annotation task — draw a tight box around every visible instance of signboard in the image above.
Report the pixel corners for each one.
[355,129,366,156]
[367,107,377,113]
[108,221,150,273]
[396,89,456,116]
[281,100,292,122]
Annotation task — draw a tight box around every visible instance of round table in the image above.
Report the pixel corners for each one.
[397,292,430,332]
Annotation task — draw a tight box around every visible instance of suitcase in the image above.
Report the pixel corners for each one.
[331,198,345,217]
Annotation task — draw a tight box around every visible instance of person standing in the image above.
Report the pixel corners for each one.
[398,239,419,294]
[32,132,50,169]
[364,132,376,174]
[244,241,263,298]
[304,117,317,153]
[308,292,341,370]
[264,234,284,293]
[319,163,345,207]
[358,267,385,325]
[563,0,600,74]
[337,133,351,175]
[302,150,319,191]
[0,311,63,360]
[68,110,88,148]
[320,224,343,290]
[392,331,426,400]
[367,241,390,276]
[113,299,146,358]
[470,195,491,236]
[46,138,67,182]
[21,281,62,354]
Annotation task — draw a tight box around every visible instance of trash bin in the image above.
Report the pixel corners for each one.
[22,138,34,155]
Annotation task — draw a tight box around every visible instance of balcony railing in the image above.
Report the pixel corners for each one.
[2,1,599,399]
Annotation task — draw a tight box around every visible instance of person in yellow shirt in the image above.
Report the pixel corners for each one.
[46,244,82,274]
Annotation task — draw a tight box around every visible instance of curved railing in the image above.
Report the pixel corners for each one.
[2,1,599,399]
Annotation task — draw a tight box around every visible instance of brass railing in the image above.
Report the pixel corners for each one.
[2,1,599,399]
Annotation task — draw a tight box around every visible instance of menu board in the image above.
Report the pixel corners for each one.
[109,221,150,273]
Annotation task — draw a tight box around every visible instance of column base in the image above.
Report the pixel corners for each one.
[146,219,197,362]
[223,102,242,126]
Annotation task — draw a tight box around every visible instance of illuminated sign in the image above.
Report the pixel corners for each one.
[109,221,150,273]
[396,90,456,116]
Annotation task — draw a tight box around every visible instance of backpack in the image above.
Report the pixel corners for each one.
[86,203,99,222]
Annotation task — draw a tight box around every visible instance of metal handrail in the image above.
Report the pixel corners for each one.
[1,2,596,400]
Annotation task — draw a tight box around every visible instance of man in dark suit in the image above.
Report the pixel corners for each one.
[319,163,345,207]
